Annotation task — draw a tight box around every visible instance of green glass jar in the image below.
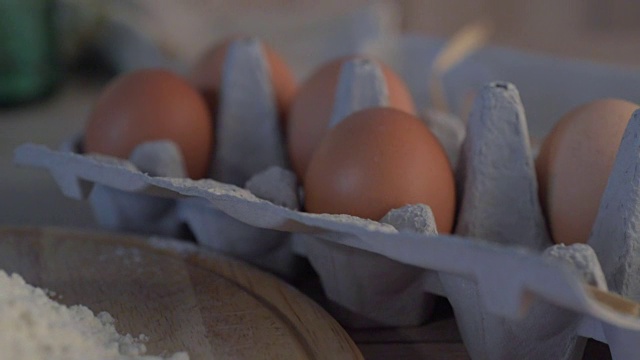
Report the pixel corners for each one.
[0,0,59,106]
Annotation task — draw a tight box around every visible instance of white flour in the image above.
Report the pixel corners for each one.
[0,270,189,360]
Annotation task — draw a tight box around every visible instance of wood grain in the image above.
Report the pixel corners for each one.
[0,226,362,360]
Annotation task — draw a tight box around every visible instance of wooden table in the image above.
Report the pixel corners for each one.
[349,313,469,359]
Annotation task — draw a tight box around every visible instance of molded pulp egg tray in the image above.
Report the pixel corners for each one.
[15,37,640,360]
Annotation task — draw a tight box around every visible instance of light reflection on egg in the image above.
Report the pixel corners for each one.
[304,107,456,234]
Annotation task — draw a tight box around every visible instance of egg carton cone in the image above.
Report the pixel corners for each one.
[14,42,640,359]
[440,82,577,359]
[172,38,299,277]
[588,109,640,302]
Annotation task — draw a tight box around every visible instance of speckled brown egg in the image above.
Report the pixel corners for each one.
[536,98,640,245]
[84,69,212,179]
[189,37,297,126]
[287,56,416,180]
[304,107,455,233]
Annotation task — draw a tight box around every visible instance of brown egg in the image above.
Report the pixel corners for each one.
[189,37,297,126]
[304,107,456,233]
[287,56,417,180]
[536,98,640,245]
[84,69,212,179]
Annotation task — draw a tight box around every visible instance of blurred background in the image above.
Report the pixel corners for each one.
[4,0,640,98]
[3,0,640,114]
[1,0,640,227]
[406,0,640,67]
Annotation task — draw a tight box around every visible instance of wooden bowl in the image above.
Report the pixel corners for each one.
[0,226,362,360]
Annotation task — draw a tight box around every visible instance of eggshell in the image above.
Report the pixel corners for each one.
[189,37,297,125]
[536,98,640,245]
[304,107,455,233]
[84,69,212,179]
[287,56,417,180]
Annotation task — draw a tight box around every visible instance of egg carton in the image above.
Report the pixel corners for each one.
[14,39,640,360]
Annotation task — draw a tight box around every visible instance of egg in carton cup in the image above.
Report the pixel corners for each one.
[55,37,301,277]
[14,36,640,360]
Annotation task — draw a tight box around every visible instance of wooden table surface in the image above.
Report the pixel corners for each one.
[349,316,470,360]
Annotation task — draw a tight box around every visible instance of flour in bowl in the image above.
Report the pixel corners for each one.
[0,270,188,360]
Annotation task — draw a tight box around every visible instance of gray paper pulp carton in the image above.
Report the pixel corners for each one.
[15,36,640,360]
